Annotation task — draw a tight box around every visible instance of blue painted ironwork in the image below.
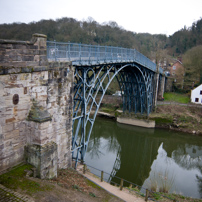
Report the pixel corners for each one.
[47,41,163,73]
[71,64,155,166]
[47,41,163,167]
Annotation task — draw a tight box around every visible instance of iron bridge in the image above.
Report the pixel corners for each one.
[47,41,164,166]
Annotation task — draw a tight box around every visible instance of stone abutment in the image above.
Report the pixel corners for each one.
[0,34,73,179]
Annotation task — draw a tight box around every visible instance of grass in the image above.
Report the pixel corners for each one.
[163,92,190,104]
[146,170,175,195]
[153,116,173,125]
[0,164,53,195]
[100,107,115,113]
[178,115,195,123]
[87,179,101,189]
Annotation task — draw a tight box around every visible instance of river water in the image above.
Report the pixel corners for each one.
[85,117,202,199]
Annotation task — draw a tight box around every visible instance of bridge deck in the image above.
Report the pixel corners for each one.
[47,41,163,74]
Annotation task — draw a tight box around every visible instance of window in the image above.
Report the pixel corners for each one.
[195,98,199,102]
[173,66,176,70]
[200,90,202,95]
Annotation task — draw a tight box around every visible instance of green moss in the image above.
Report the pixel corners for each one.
[87,179,101,189]
[89,192,96,197]
[100,107,114,113]
[58,83,62,89]
[54,71,59,78]
[115,111,121,117]
[27,102,52,123]
[151,192,162,200]
[0,164,54,195]
[178,115,194,123]
[152,117,173,125]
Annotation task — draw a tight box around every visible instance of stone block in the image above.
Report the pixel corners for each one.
[25,142,57,179]
[3,123,14,133]
[0,134,3,145]
[27,101,52,123]
[6,117,16,123]
[4,129,19,141]
[17,73,31,81]
[39,121,51,130]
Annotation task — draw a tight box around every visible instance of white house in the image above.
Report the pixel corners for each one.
[191,84,202,104]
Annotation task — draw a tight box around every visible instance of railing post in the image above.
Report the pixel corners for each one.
[54,40,57,61]
[101,171,104,182]
[110,46,113,61]
[83,164,86,174]
[120,179,123,190]
[145,189,149,201]
[104,46,106,62]
[79,43,81,63]
[66,44,68,60]
[116,47,118,62]
[89,45,91,64]
[98,45,100,63]
[68,41,70,61]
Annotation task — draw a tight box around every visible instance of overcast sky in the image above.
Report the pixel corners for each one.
[0,0,202,36]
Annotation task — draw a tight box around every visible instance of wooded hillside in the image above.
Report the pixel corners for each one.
[1,17,202,91]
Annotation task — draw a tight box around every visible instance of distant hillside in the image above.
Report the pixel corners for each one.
[0,17,168,58]
[0,17,201,58]
[1,17,202,91]
[1,17,202,58]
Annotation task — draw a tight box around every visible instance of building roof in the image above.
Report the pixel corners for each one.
[192,84,202,91]
[172,60,183,66]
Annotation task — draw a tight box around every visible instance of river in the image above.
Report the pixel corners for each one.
[85,117,202,199]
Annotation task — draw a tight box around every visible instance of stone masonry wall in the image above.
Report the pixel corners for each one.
[0,34,73,177]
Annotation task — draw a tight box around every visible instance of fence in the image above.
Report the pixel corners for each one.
[82,163,178,202]
[47,41,164,74]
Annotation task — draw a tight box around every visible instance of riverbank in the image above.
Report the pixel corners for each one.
[0,163,123,202]
[99,102,202,136]
[0,163,201,202]
[150,103,202,135]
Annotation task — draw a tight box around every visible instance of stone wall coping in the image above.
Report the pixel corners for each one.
[0,63,72,75]
[0,33,47,45]
[0,66,49,75]
[27,102,52,123]
[32,33,47,38]
[0,39,34,45]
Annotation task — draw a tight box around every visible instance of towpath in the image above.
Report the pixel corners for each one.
[77,165,145,202]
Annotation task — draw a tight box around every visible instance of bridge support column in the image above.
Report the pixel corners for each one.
[158,75,165,100]
[154,72,159,108]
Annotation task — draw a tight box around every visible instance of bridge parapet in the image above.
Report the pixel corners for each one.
[47,41,164,73]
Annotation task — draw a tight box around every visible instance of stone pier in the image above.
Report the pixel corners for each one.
[157,75,165,100]
[0,34,73,178]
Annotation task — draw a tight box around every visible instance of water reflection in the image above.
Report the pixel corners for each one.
[85,117,202,199]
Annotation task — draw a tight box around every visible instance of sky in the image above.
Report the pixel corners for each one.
[0,0,202,36]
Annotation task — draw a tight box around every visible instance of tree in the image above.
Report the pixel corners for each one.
[183,45,202,89]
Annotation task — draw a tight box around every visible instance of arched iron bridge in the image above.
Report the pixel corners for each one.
[47,41,164,166]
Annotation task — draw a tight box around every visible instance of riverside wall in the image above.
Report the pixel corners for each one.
[0,34,73,178]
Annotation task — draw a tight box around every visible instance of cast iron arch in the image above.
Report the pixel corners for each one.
[72,63,154,166]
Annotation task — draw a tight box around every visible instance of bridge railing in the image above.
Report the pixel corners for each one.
[81,163,178,202]
[47,41,160,72]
